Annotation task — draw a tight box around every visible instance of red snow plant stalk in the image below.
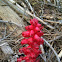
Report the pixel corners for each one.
[17,18,44,62]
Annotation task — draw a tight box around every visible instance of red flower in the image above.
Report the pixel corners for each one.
[37,23,41,27]
[38,38,44,44]
[17,18,44,62]
[28,37,33,45]
[36,31,44,37]
[36,59,40,62]
[30,52,36,58]
[25,26,29,30]
[17,58,22,62]
[21,39,28,45]
[29,25,35,30]
[19,48,23,53]
[27,46,31,48]
[26,58,35,62]
[30,30,35,36]
[40,26,44,30]
[31,42,39,48]
[34,27,40,33]
[23,56,29,61]
[30,18,38,26]
[33,34,40,41]
[17,56,23,62]
[22,31,30,37]
[25,25,34,30]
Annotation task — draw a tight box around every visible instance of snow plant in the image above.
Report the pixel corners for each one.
[17,18,44,62]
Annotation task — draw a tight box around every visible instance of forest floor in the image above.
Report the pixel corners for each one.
[0,0,62,62]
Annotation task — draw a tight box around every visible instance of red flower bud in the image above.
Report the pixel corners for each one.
[25,25,34,30]
[21,39,28,45]
[36,59,40,62]
[30,52,36,58]
[19,48,23,53]
[27,46,31,48]
[30,18,38,26]
[17,58,22,62]
[25,26,29,30]
[33,34,40,41]
[40,26,44,30]
[29,25,35,30]
[22,47,31,55]
[26,59,35,62]
[31,42,39,48]
[34,27,40,33]
[28,37,33,45]
[22,31,30,37]
[37,31,44,37]
[37,23,41,27]
[23,56,29,61]
[26,49,31,53]
[30,30,35,36]
[40,38,44,45]
[30,59,35,62]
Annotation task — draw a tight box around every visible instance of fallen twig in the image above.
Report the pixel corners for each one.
[44,20,62,24]
[58,50,62,58]
[24,0,34,13]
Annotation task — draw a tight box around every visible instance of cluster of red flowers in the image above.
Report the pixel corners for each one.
[17,18,44,62]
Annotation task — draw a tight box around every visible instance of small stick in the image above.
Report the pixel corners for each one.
[24,0,34,13]
[44,20,62,24]
[58,50,62,58]
[40,44,45,54]
[9,0,15,4]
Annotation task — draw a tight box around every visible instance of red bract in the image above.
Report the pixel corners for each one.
[17,18,44,62]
